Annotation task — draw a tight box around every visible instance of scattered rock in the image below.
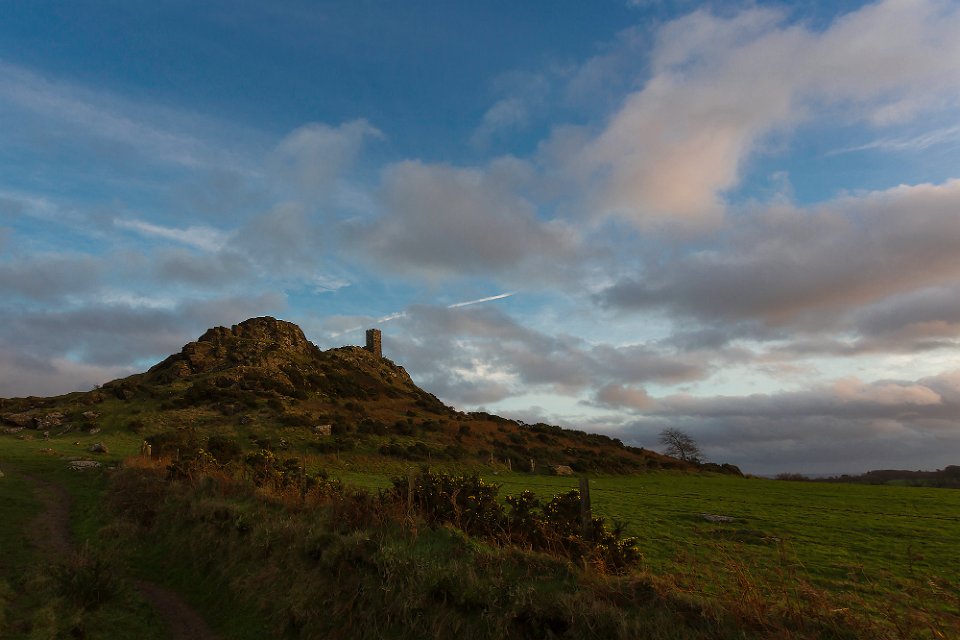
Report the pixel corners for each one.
[33,413,64,429]
[81,411,100,421]
[2,412,34,427]
[69,460,101,471]
[551,465,575,476]
[87,427,101,435]
[89,442,109,454]
[313,424,332,436]
[3,426,25,434]
[701,513,735,523]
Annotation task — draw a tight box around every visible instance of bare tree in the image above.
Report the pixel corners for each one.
[658,428,703,463]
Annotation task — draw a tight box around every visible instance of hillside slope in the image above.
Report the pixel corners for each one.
[1,316,691,474]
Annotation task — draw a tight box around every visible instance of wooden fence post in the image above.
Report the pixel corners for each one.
[407,469,415,514]
[579,476,592,540]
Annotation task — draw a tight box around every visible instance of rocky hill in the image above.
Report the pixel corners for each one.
[1,316,691,474]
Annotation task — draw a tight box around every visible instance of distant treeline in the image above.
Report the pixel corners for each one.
[776,465,960,488]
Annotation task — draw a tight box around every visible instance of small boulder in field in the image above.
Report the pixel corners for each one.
[69,460,101,471]
[701,513,735,523]
[89,442,109,454]
[551,465,575,476]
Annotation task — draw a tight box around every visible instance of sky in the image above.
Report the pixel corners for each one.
[2,0,959,475]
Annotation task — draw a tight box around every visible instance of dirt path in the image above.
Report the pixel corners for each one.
[27,474,74,557]
[24,470,221,640]
[134,580,222,640]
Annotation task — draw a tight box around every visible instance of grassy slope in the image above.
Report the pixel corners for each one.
[3,433,959,638]
[0,447,168,639]
[100,464,881,640]
[336,469,960,620]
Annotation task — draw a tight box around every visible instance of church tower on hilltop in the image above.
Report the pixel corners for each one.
[365,328,382,358]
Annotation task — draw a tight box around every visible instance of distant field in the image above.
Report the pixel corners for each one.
[338,468,960,614]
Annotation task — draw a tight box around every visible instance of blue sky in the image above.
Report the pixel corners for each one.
[3,0,960,474]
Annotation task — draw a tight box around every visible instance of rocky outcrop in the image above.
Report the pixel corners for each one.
[34,413,64,430]
[2,412,34,427]
[1,412,64,430]
[147,317,320,382]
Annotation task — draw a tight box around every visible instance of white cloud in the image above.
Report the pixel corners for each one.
[594,383,654,410]
[614,369,960,474]
[566,0,960,225]
[359,158,578,281]
[115,219,229,252]
[0,61,257,172]
[830,124,960,155]
[270,119,382,201]
[600,179,960,334]
[0,253,105,301]
[831,377,942,406]
[471,98,529,147]
[0,350,136,398]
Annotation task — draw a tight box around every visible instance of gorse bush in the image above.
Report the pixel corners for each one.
[160,445,641,573]
[391,470,641,573]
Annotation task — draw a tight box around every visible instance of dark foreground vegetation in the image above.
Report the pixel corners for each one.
[96,452,957,640]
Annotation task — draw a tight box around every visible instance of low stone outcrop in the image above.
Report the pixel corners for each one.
[2,412,34,427]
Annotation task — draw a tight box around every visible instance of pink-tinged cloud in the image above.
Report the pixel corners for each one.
[831,378,942,406]
[571,0,960,224]
[601,179,960,330]
[594,383,654,410]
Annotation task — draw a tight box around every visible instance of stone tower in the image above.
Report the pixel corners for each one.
[365,328,382,358]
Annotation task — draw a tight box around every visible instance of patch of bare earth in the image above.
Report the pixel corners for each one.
[133,580,221,640]
[24,471,220,640]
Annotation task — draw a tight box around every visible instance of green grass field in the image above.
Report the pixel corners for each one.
[337,468,960,614]
[3,434,958,637]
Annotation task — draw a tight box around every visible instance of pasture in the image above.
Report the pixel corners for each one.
[340,469,960,617]
[2,432,957,636]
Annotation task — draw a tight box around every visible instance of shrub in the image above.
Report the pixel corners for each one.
[126,419,146,434]
[391,470,641,573]
[53,546,119,609]
[146,427,200,460]
[206,435,243,464]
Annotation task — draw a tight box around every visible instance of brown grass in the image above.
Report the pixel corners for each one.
[98,456,960,639]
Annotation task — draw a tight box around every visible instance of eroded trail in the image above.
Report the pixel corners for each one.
[26,474,74,557]
[134,580,222,640]
[24,470,221,640]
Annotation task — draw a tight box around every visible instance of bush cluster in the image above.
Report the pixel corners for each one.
[391,470,641,573]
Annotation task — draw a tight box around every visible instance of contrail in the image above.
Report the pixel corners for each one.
[447,292,515,308]
[326,292,515,338]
